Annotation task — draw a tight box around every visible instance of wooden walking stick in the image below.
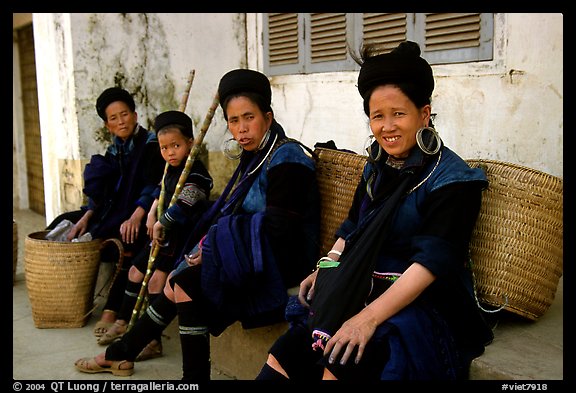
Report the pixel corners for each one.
[128,87,220,331]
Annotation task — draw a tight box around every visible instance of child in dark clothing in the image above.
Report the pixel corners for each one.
[96,111,213,363]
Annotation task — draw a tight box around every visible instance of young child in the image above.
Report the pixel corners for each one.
[96,110,213,362]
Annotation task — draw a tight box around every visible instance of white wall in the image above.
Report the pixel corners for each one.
[257,13,563,178]
[25,12,563,222]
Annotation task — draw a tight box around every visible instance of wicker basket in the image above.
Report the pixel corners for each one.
[467,159,563,320]
[13,220,18,285]
[314,148,367,256]
[24,231,121,328]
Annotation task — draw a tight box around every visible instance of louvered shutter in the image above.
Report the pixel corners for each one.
[265,13,304,74]
[362,13,407,53]
[417,13,493,64]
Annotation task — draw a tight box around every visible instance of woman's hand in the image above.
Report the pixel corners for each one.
[121,206,146,244]
[324,262,436,366]
[184,248,202,266]
[120,218,140,244]
[323,308,379,366]
[301,238,345,307]
[66,211,92,241]
[298,269,318,307]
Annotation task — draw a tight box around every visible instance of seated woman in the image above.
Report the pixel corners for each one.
[255,41,494,381]
[74,68,321,380]
[46,87,165,339]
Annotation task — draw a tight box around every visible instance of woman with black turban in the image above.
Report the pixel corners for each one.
[74,69,321,380]
[256,41,494,381]
[46,87,166,340]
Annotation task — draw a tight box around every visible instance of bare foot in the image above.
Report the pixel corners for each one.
[93,310,117,337]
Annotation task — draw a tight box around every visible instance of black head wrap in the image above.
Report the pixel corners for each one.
[357,41,434,103]
[96,87,136,121]
[217,69,272,111]
[154,110,193,138]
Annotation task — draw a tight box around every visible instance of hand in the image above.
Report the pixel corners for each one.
[151,221,165,247]
[323,311,377,366]
[66,213,90,241]
[184,248,202,266]
[298,269,318,307]
[146,213,157,239]
[120,218,139,244]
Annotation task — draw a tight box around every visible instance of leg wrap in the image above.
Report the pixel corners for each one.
[177,301,211,381]
[117,280,141,322]
[106,292,176,362]
[103,262,129,312]
[147,293,162,342]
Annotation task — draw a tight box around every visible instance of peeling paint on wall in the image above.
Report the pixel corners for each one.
[75,13,178,152]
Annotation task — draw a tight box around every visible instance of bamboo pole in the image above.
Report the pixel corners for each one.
[128,87,220,331]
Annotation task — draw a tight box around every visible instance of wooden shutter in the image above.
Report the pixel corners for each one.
[310,13,347,63]
[362,13,407,52]
[424,13,482,51]
[268,13,299,66]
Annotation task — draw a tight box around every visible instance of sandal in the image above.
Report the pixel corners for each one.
[75,357,134,376]
[97,320,127,346]
[93,321,114,338]
[135,340,163,362]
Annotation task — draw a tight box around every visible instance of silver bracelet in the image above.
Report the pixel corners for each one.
[328,249,342,257]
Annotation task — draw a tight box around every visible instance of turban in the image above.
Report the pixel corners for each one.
[217,69,272,111]
[96,87,136,121]
[154,110,193,138]
[357,41,434,102]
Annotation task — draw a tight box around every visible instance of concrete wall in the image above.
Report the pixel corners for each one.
[13,13,563,223]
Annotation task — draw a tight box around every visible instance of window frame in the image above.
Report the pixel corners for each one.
[263,13,494,76]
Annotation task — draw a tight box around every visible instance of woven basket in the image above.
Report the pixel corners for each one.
[467,159,563,320]
[314,148,367,256]
[24,231,122,328]
[13,220,18,285]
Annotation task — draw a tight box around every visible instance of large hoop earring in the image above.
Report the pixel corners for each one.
[222,137,242,160]
[364,135,383,161]
[416,127,442,155]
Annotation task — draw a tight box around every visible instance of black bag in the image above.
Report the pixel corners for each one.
[307,173,414,350]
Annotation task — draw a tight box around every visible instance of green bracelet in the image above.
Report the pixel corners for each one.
[316,256,340,269]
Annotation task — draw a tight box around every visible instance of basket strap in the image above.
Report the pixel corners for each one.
[93,238,125,301]
[469,254,508,314]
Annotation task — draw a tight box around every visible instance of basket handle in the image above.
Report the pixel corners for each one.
[469,255,509,314]
[90,238,125,308]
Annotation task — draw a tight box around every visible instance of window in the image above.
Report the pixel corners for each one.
[263,13,494,76]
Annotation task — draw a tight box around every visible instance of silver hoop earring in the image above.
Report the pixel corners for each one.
[416,127,442,155]
[365,135,382,161]
[222,137,242,160]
